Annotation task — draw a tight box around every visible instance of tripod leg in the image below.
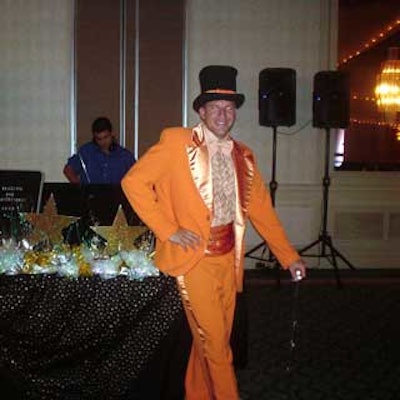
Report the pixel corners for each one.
[330,245,356,270]
[245,242,267,257]
[323,236,342,288]
[298,238,321,255]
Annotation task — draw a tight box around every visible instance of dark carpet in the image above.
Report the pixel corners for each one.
[236,269,400,400]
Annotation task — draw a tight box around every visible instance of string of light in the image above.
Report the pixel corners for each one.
[349,119,400,141]
[338,17,400,68]
[350,118,393,126]
[351,94,377,102]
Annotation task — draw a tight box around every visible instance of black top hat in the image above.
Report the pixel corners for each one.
[192,65,245,112]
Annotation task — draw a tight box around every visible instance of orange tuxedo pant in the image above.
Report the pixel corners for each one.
[177,250,239,400]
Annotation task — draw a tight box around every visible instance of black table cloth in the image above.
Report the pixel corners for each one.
[0,274,190,399]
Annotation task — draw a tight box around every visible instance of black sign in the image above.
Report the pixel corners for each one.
[0,170,44,215]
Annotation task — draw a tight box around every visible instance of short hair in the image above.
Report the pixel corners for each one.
[92,117,112,134]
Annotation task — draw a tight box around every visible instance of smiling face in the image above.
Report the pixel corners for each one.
[198,99,237,140]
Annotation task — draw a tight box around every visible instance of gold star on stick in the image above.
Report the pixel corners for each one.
[25,194,78,244]
[91,205,148,253]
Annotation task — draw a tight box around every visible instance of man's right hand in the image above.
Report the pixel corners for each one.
[168,228,201,251]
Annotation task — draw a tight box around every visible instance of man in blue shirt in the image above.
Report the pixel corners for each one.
[63,117,135,185]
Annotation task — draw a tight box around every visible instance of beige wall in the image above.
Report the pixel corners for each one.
[0,0,74,182]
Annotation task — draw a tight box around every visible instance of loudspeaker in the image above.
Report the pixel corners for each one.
[313,71,349,128]
[259,68,296,127]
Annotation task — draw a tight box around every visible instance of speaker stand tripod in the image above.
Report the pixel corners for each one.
[245,126,281,282]
[298,127,356,288]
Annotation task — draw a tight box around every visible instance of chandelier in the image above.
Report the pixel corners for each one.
[375,47,400,125]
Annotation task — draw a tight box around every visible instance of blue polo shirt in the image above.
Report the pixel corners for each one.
[67,142,135,184]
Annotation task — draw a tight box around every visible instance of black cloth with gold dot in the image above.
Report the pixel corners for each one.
[0,274,187,399]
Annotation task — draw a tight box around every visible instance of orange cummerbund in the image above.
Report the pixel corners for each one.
[205,223,234,256]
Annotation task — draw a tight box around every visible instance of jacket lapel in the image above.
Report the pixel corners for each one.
[232,141,255,269]
[186,124,213,213]
[232,141,255,217]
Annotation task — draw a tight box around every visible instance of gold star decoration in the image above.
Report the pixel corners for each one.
[24,194,78,244]
[91,205,148,253]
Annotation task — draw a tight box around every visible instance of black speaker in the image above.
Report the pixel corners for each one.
[259,68,296,127]
[313,71,349,128]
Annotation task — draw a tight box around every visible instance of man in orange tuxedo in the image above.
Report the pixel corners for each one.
[122,65,306,400]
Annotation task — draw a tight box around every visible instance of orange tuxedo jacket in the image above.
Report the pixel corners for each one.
[122,125,300,291]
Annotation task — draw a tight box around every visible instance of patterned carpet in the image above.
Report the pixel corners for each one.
[236,269,400,400]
